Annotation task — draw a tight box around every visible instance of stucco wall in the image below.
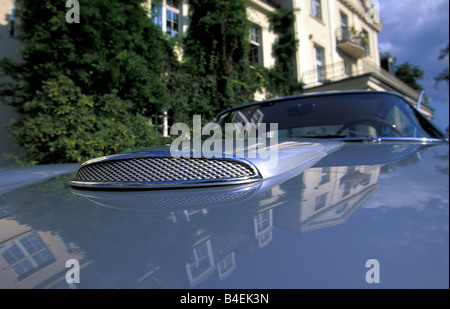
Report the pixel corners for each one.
[0,0,24,167]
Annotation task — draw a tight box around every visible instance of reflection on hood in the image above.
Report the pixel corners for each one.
[0,143,448,289]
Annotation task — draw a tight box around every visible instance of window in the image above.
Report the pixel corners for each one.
[152,5,162,28]
[254,209,273,247]
[151,0,180,37]
[187,240,213,279]
[255,210,272,234]
[311,0,322,20]
[340,11,348,29]
[344,60,352,78]
[342,182,351,197]
[314,44,326,84]
[213,92,443,140]
[362,28,370,53]
[335,202,348,214]
[385,104,417,137]
[0,232,55,280]
[315,193,328,211]
[10,2,16,37]
[340,11,349,40]
[217,252,236,279]
[218,253,235,274]
[249,24,262,65]
[319,167,331,185]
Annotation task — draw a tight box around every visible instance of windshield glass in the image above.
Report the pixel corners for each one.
[213,92,444,140]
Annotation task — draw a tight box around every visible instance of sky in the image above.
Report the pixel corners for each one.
[376,0,449,130]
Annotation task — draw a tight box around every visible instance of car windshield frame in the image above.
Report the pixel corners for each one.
[211,91,447,143]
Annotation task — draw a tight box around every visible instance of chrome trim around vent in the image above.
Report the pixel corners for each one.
[69,152,262,189]
[71,181,263,210]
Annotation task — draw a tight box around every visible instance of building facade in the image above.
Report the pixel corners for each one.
[290,0,433,118]
[143,0,433,117]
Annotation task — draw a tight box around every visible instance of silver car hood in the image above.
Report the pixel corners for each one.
[0,140,448,289]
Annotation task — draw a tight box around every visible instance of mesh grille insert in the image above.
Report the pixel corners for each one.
[74,156,257,183]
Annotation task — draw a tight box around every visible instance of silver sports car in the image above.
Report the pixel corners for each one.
[0,91,448,292]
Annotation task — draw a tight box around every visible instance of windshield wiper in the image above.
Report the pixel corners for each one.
[289,135,347,139]
[348,130,381,143]
[289,132,382,142]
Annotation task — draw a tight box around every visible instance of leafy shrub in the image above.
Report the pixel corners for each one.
[9,76,165,165]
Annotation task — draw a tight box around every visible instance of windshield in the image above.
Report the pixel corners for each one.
[212,92,445,141]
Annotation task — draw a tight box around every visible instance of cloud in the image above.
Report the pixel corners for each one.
[378,0,449,126]
[380,0,448,26]
[379,0,449,57]
[378,42,399,56]
[363,151,449,211]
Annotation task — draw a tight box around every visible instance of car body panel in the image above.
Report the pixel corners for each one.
[0,164,80,194]
[0,141,448,289]
[1,91,448,289]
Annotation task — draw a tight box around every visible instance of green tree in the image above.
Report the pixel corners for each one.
[435,44,449,88]
[181,0,259,117]
[266,7,302,97]
[1,0,305,164]
[7,0,177,115]
[1,0,176,115]
[380,52,425,91]
[170,2,301,124]
[8,75,164,164]
[395,62,425,91]
[0,0,175,164]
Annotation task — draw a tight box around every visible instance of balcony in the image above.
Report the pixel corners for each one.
[301,59,435,119]
[336,27,369,58]
[302,61,353,88]
[302,59,419,94]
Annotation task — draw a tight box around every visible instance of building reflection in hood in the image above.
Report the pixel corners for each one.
[159,163,382,287]
[0,195,85,289]
[276,165,381,234]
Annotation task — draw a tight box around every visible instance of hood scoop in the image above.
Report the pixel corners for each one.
[69,153,262,189]
[70,139,343,190]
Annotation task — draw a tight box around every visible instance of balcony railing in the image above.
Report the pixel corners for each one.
[302,61,353,88]
[336,27,370,58]
[301,59,433,116]
[302,59,421,100]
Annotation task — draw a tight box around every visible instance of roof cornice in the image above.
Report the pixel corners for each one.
[338,0,384,32]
